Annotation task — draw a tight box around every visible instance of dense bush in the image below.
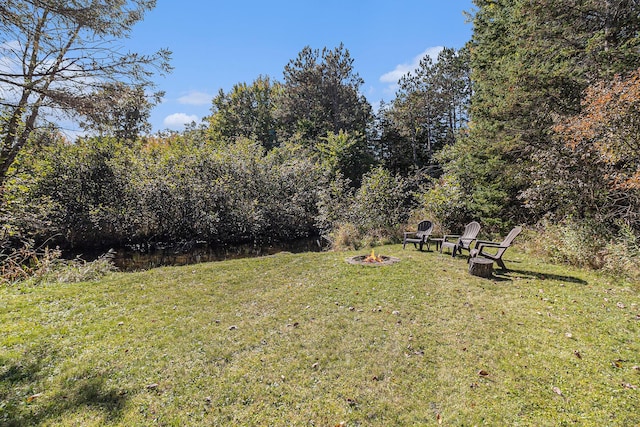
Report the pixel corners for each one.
[321,167,413,249]
[524,218,640,281]
[414,173,472,234]
[6,136,324,249]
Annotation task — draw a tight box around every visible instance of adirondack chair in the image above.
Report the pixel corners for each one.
[469,226,523,270]
[440,221,481,257]
[403,220,434,251]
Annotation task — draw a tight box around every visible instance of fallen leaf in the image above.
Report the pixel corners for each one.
[623,383,638,390]
[27,393,43,403]
[613,359,626,368]
[228,325,238,330]
[552,386,563,396]
[478,369,489,376]
[437,413,442,424]
[146,383,159,390]
[573,350,582,359]
[617,302,626,309]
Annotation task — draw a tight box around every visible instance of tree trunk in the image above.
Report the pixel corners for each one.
[469,257,493,278]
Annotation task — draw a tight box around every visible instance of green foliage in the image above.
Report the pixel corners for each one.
[0,238,115,286]
[416,173,470,232]
[316,130,373,185]
[79,83,158,141]
[0,0,171,186]
[325,167,412,249]
[523,218,640,280]
[10,135,324,249]
[315,171,354,237]
[454,0,640,227]
[351,167,410,231]
[603,223,640,281]
[375,46,471,174]
[526,219,609,270]
[276,44,372,144]
[206,76,280,149]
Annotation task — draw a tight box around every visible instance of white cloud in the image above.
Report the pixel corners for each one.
[163,113,199,129]
[379,46,444,95]
[177,91,212,106]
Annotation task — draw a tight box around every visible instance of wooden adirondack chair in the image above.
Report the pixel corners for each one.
[403,220,434,251]
[440,221,481,257]
[469,226,523,270]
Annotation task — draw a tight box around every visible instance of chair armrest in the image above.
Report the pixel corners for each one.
[477,242,509,252]
[473,239,499,249]
[459,237,477,249]
[404,231,417,237]
[442,234,461,242]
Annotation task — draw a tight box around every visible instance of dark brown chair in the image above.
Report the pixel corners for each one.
[469,226,523,270]
[440,221,481,257]
[403,220,434,251]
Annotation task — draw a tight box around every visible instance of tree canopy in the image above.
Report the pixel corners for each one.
[0,0,171,186]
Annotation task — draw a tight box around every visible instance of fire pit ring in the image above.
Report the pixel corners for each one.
[346,250,400,266]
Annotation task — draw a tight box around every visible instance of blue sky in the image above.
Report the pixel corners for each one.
[126,1,475,132]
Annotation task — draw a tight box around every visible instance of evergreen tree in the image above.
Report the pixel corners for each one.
[378,47,471,175]
[275,44,372,145]
[446,0,640,228]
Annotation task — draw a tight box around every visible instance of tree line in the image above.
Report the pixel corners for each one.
[2,0,639,277]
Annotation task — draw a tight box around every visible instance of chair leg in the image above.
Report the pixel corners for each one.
[496,258,507,270]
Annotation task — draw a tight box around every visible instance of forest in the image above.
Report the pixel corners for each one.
[2,0,640,280]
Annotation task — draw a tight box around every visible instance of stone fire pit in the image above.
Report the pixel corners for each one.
[346,249,400,266]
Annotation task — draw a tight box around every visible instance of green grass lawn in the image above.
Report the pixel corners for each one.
[1,245,639,426]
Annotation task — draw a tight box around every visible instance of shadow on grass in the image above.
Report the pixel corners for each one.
[0,347,129,426]
[492,267,588,285]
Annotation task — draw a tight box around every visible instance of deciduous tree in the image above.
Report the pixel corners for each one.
[0,0,171,187]
[206,75,280,149]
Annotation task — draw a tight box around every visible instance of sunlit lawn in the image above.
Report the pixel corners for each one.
[1,245,639,426]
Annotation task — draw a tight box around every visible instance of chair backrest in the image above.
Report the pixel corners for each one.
[415,220,433,238]
[461,221,481,239]
[501,226,523,247]
[458,221,481,249]
[490,226,523,258]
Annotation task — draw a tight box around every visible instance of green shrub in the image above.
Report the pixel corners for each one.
[323,167,410,249]
[415,173,470,233]
[523,218,640,280]
[11,136,323,248]
[602,223,640,280]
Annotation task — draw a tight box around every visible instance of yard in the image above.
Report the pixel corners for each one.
[1,245,639,426]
